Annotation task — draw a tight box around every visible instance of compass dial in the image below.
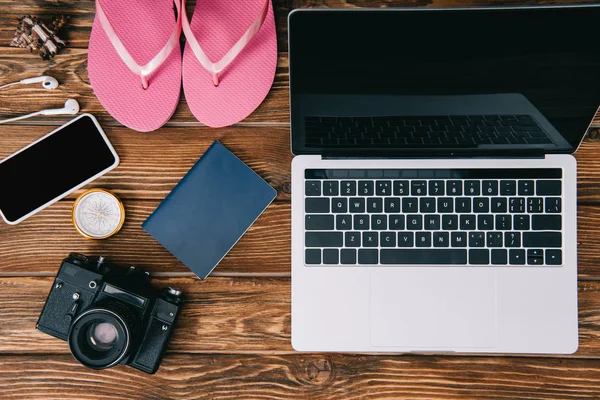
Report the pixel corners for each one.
[73,189,125,239]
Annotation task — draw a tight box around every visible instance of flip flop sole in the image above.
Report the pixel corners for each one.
[89,0,182,132]
[182,0,277,128]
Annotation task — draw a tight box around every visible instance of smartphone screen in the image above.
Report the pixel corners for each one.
[0,114,119,224]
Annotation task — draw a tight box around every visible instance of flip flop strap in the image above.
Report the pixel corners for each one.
[96,0,182,89]
[181,0,269,86]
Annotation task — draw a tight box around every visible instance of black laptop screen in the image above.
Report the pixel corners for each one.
[289,6,600,155]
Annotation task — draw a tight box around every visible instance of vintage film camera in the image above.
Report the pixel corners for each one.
[36,253,184,374]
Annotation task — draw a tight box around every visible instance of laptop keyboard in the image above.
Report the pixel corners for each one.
[304,115,553,147]
[303,169,563,266]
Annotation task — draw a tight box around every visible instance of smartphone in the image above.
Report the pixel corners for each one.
[0,114,119,225]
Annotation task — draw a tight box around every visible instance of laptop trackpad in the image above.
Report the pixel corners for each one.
[370,269,496,349]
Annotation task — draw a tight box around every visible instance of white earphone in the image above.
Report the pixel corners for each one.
[0,99,80,124]
[0,75,59,90]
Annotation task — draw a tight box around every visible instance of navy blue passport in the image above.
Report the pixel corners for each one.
[142,141,277,279]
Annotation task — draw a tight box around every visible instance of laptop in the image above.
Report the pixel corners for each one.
[289,5,600,354]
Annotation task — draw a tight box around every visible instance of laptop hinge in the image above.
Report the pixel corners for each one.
[321,154,547,160]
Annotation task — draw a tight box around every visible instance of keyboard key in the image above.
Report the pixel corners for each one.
[306,181,321,196]
[505,232,521,247]
[545,198,561,213]
[546,249,562,265]
[527,249,543,265]
[341,181,357,196]
[393,180,409,196]
[305,249,321,265]
[536,180,561,195]
[482,180,498,195]
[433,232,449,247]
[336,215,352,230]
[473,198,489,213]
[469,232,485,247]
[455,198,471,213]
[332,198,348,213]
[429,180,445,196]
[306,198,330,213]
[523,232,561,248]
[438,198,453,213]
[447,180,463,195]
[491,249,508,265]
[460,215,476,230]
[367,198,383,213]
[398,232,414,247]
[402,198,419,212]
[442,215,459,230]
[371,215,387,230]
[385,198,401,213]
[363,232,379,247]
[345,232,361,247]
[500,180,516,195]
[376,181,392,195]
[358,181,374,196]
[358,249,378,264]
[349,198,365,213]
[527,197,544,213]
[380,232,396,247]
[323,249,339,264]
[389,215,405,230]
[491,213,509,229]
[514,215,530,230]
[532,215,561,231]
[518,180,534,195]
[478,215,494,230]
[491,197,507,213]
[486,232,503,247]
[509,249,526,265]
[509,197,525,213]
[407,215,423,230]
[424,215,441,230]
[306,232,343,247]
[306,215,334,230]
[420,198,436,213]
[411,181,427,196]
[465,180,480,195]
[353,215,370,230]
[380,249,467,264]
[340,249,357,264]
[416,232,432,247]
[469,249,489,265]
[323,181,339,196]
[451,232,467,247]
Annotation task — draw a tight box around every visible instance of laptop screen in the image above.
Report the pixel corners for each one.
[289,6,600,155]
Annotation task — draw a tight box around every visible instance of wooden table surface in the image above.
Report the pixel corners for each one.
[2,0,600,398]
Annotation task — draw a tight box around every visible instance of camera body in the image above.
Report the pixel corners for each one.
[36,253,184,374]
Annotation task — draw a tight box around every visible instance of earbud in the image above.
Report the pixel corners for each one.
[20,76,59,89]
[0,99,80,124]
[0,75,59,90]
[39,99,80,115]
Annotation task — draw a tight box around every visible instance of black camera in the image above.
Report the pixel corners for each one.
[36,253,184,374]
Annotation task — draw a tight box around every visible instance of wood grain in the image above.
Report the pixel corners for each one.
[1,353,600,399]
[0,125,293,201]
[4,276,600,357]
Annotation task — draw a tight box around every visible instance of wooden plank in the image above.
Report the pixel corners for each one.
[3,201,600,276]
[0,48,290,125]
[0,125,293,202]
[2,276,600,358]
[1,354,600,399]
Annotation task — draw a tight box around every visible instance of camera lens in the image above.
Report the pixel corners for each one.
[87,322,118,351]
[68,306,135,370]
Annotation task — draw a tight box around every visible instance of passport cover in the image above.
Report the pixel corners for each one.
[142,141,277,279]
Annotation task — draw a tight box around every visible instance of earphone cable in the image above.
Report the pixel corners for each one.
[0,112,42,124]
[0,82,20,90]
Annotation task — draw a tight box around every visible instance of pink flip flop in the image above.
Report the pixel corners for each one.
[181,0,277,127]
[88,0,183,132]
